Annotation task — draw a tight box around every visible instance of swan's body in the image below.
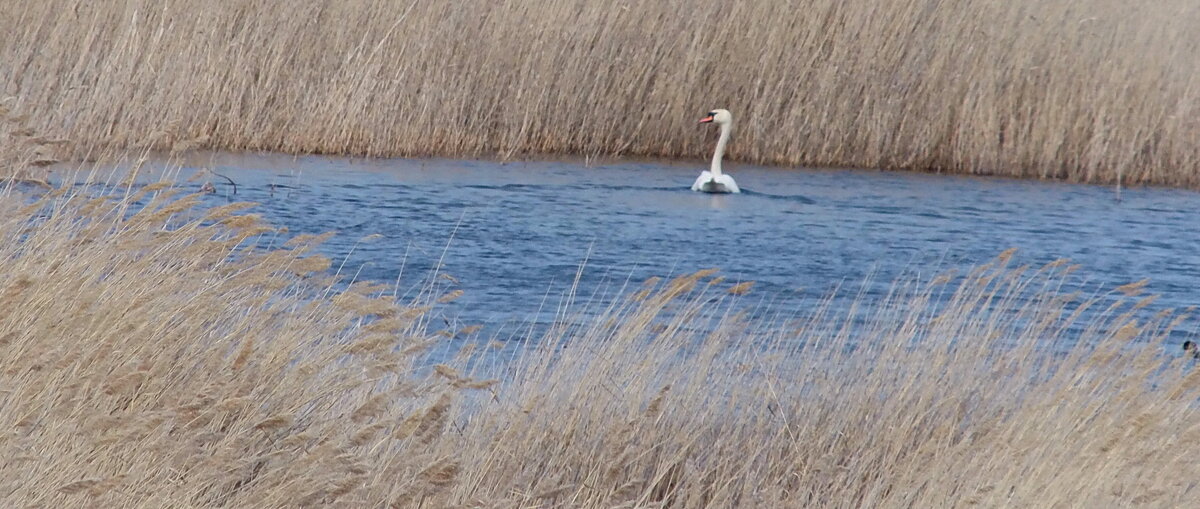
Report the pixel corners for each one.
[691,171,739,194]
[692,109,740,194]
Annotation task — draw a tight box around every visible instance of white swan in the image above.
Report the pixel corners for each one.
[692,108,741,194]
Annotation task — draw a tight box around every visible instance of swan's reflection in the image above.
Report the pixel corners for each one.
[706,193,730,210]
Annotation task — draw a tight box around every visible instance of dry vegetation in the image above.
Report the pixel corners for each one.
[2,1,1200,187]
[2,174,1199,507]
[0,98,64,187]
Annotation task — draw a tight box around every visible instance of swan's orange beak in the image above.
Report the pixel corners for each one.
[699,114,714,124]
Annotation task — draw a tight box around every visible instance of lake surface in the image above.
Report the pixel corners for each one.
[108,152,1200,341]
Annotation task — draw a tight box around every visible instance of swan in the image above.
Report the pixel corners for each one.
[692,108,741,194]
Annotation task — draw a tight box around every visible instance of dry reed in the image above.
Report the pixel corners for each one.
[2,169,1198,507]
[2,1,1199,187]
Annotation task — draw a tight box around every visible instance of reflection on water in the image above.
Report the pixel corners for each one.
[58,151,1200,343]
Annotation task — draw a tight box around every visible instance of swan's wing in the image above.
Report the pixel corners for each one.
[691,171,714,191]
[716,174,741,193]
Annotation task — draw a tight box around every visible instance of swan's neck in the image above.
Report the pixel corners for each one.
[710,122,731,177]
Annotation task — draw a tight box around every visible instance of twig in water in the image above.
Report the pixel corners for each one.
[206,168,237,194]
[268,182,298,198]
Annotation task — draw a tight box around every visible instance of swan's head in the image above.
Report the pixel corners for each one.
[699,109,732,125]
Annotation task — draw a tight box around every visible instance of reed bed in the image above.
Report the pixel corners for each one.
[2,174,1199,507]
[3,1,1200,187]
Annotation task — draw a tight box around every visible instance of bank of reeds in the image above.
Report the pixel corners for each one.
[2,177,1198,507]
[3,1,1199,187]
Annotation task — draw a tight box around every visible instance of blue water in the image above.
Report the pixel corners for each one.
[114,151,1200,339]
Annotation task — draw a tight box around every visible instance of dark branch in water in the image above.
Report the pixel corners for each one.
[206,168,237,194]
[268,182,299,198]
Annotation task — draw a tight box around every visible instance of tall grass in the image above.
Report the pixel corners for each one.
[3,1,1200,187]
[2,177,1199,507]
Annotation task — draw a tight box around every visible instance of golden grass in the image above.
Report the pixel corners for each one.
[2,1,1200,187]
[2,174,1199,507]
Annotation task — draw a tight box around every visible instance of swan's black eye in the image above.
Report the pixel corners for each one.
[708,111,716,116]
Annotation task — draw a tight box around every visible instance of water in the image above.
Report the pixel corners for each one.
[96,152,1200,338]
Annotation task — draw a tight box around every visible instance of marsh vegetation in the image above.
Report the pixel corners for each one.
[2,1,1199,186]
[1,182,1197,507]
